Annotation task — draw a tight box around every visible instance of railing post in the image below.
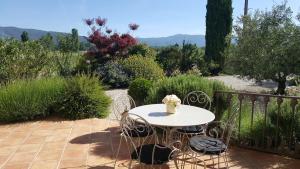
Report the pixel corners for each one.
[263,96,270,148]
[238,94,244,143]
[276,97,283,149]
[227,93,233,120]
[250,95,257,146]
[290,98,298,150]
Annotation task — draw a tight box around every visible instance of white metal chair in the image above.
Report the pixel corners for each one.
[115,113,182,169]
[188,107,238,169]
[177,91,212,151]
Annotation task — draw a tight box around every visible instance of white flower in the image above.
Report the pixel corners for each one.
[162,94,181,107]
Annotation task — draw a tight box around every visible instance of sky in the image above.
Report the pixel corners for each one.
[0,0,300,38]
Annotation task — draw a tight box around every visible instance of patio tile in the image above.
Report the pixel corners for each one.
[36,149,63,161]
[58,159,87,169]
[0,146,18,156]
[24,136,47,144]
[42,142,66,151]
[0,155,10,166]
[62,148,88,160]
[30,160,58,169]
[16,143,42,153]
[0,138,25,146]
[2,162,30,169]
[45,135,69,142]
[8,152,36,163]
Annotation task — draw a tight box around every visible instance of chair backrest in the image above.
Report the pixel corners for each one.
[183,91,212,110]
[112,94,136,121]
[206,103,239,147]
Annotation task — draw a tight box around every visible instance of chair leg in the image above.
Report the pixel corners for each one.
[210,155,215,169]
[174,157,180,169]
[223,152,229,169]
[217,155,220,169]
[128,158,132,169]
[114,136,123,169]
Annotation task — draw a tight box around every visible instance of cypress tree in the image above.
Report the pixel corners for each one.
[205,0,232,75]
[21,31,29,42]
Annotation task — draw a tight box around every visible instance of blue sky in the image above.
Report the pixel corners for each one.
[0,0,299,37]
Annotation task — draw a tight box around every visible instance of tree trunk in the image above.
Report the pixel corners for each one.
[276,78,286,95]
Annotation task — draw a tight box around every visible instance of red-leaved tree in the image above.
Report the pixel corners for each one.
[84,17,139,65]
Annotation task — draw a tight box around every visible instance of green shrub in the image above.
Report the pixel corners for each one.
[128,78,152,106]
[0,78,65,122]
[55,75,111,119]
[145,75,229,116]
[119,54,164,81]
[96,61,130,88]
[0,39,53,83]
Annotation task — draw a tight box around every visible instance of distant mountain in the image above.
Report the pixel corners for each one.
[0,26,205,47]
[0,26,87,42]
[138,34,205,47]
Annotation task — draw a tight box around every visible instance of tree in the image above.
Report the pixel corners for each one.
[71,28,80,52]
[39,33,54,50]
[227,3,300,94]
[84,17,138,67]
[205,0,232,75]
[128,44,157,58]
[21,31,29,42]
[57,28,80,52]
[157,42,206,76]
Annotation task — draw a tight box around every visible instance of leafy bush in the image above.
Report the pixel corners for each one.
[0,78,65,122]
[145,75,229,115]
[55,75,111,119]
[0,39,53,83]
[119,54,164,81]
[128,44,157,58]
[156,43,206,76]
[128,78,152,106]
[96,61,129,88]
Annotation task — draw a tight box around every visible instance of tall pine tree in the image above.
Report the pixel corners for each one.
[205,0,232,75]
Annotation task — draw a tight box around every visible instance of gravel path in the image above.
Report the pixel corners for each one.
[208,75,277,93]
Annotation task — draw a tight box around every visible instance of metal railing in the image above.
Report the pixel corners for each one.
[214,91,300,158]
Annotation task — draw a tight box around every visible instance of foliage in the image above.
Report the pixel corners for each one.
[96,61,129,88]
[220,97,300,148]
[128,78,152,106]
[128,44,157,58]
[0,78,65,122]
[57,28,80,52]
[269,101,300,142]
[186,65,202,76]
[55,75,111,119]
[21,31,29,42]
[0,39,52,83]
[156,43,206,76]
[52,51,82,77]
[39,33,55,50]
[205,0,232,75]
[227,3,300,94]
[84,17,138,67]
[119,54,164,81]
[145,75,229,116]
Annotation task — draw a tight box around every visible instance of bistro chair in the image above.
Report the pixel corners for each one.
[188,108,238,169]
[111,94,136,121]
[177,91,212,148]
[107,94,139,160]
[115,113,181,169]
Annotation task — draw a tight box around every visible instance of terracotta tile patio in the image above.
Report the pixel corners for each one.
[0,118,300,169]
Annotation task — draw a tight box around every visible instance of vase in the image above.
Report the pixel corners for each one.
[166,104,176,113]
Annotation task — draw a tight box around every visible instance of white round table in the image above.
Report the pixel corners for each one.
[128,104,215,127]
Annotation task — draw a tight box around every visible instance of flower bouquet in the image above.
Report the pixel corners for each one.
[162,94,181,113]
